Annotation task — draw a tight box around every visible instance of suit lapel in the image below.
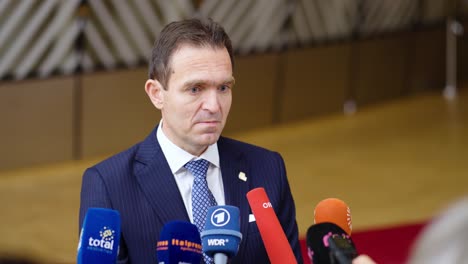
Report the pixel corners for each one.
[133,126,189,223]
[218,137,251,254]
[132,131,252,244]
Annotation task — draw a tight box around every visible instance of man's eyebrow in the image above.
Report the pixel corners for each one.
[182,77,235,88]
[219,77,236,87]
[182,79,205,88]
[225,77,235,85]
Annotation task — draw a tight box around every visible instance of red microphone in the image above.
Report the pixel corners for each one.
[314,198,352,235]
[246,187,297,264]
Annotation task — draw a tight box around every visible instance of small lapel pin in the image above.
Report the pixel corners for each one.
[238,172,247,182]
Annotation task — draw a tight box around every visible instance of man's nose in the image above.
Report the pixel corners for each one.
[202,89,221,112]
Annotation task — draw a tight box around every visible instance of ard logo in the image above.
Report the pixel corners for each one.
[210,208,231,227]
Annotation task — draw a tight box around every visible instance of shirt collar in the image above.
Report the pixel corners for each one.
[156,120,220,174]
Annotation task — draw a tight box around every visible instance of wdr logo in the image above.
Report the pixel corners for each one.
[87,226,116,253]
[210,208,231,227]
[207,238,228,246]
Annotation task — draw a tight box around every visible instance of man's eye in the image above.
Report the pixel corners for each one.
[219,85,229,92]
[190,87,201,93]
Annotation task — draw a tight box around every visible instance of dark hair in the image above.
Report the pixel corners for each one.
[148,18,234,89]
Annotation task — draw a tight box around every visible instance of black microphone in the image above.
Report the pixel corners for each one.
[306,222,358,264]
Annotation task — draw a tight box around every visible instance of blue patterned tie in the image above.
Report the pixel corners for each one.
[185,159,217,264]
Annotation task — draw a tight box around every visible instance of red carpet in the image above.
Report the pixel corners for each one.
[300,222,426,264]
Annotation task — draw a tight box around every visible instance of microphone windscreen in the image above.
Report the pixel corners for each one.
[77,208,121,264]
[306,222,357,264]
[314,198,352,235]
[246,187,297,264]
[157,221,202,264]
[201,205,242,258]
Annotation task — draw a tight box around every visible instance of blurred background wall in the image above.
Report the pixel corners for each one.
[0,0,467,171]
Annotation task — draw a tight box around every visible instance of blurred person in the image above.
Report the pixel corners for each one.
[407,197,468,264]
[79,18,302,264]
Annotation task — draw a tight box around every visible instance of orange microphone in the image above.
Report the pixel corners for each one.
[314,198,352,235]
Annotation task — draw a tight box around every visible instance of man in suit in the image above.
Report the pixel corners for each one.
[79,18,302,263]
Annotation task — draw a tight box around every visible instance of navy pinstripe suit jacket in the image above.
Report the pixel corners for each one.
[79,126,303,263]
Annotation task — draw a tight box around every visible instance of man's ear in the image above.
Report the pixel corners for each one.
[145,79,164,109]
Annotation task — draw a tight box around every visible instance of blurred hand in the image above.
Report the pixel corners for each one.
[352,254,377,264]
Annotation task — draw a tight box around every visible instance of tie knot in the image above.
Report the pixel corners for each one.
[184,159,210,179]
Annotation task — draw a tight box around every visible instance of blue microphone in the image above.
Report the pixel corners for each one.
[201,205,243,264]
[156,221,203,264]
[77,208,121,264]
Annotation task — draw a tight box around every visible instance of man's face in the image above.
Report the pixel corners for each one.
[156,44,233,156]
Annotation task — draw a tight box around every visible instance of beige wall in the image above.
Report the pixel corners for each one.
[0,25,460,170]
[0,77,74,169]
[280,43,350,122]
[80,68,159,158]
[225,53,279,133]
[353,33,411,105]
[409,28,445,93]
[459,18,468,84]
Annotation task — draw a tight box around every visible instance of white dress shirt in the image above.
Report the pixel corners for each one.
[156,120,225,223]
